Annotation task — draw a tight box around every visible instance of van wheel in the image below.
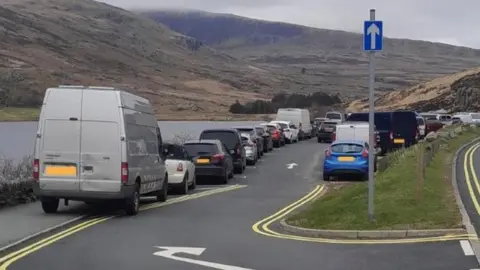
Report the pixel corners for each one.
[156,175,168,202]
[41,198,59,214]
[124,184,140,216]
[188,175,197,190]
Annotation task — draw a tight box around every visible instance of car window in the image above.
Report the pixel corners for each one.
[221,143,229,154]
[416,118,425,125]
[326,113,342,119]
[200,131,237,149]
[184,143,218,157]
[331,143,364,153]
[275,123,288,129]
[164,144,185,160]
[266,125,277,132]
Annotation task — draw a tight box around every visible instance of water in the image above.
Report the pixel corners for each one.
[0,121,264,160]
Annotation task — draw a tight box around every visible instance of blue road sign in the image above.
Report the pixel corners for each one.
[363,20,383,51]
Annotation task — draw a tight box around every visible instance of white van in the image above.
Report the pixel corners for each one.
[33,85,168,215]
[275,108,312,140]
[335,122,379,149]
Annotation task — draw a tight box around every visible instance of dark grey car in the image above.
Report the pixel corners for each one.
[317,121,338,143]
[255,126,273,152]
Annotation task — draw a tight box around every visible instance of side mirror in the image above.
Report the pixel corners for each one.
[230,149,236,154]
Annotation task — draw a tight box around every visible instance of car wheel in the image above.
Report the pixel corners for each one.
[124,184,140,216]
[41,198,59,214]
[188,175,196,190]
[156,175,168,202]
[176,174,188,195]
[228,169,234,179]
[322,173,330,181]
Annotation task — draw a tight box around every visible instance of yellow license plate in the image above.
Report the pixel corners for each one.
[44,165,77,176]
[196,159,210,164]
[338,156,355,162]
[394,138,405,144]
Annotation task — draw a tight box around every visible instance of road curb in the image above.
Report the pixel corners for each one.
[451,137,480,265]
[278,219,466,239]
[0,215,86,253]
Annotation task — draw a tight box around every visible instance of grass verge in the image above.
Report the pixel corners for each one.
[0,107,40,121]
[287,126,480,230]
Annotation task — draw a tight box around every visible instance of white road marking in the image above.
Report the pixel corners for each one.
[286,163,298,169]
[194,187,218,191]
[460,240,475,256]
[153,246,255,270]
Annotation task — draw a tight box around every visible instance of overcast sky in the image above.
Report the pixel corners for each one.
[100,0,480,49]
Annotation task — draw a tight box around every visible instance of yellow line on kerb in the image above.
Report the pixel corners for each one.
[0,184,246,269]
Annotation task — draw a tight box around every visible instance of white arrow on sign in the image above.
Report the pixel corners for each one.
[153,246,255,270]
[367,23,380,50]
[286,163,298,169]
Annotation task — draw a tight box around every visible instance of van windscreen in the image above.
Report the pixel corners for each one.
[184,143,218,157]
[200,131,237,150]
[326,113,341,119]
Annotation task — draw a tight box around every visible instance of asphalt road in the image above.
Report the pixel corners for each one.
[1,139,479,270]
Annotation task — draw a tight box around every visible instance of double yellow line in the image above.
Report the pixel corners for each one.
[463,141,480,215]
[252,183,474,244]
[0,184,246,269]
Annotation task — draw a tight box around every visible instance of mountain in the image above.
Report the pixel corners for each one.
[0,0,305,119]
[142,10,480,100]
[346,68,480,112]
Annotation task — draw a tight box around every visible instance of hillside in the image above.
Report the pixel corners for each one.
[0,0,306,120]
[142,10,480,99]
[346,68,480,112]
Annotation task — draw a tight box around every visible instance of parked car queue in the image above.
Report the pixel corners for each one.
[162,121,314,194]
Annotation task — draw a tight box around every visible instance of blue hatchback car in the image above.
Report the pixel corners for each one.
[323,140,376,181]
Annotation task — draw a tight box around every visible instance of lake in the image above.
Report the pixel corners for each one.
[0,121,264,160]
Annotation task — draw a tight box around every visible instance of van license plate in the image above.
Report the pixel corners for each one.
[44,165,77,176]
[196,159,210,164]
[338,156,354,162]
[394,138,405,144]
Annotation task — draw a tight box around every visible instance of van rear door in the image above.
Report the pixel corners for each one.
[79,90,122,193]
[336,125,355,141]
[39,89,82,192]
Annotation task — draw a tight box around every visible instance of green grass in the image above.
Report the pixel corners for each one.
[287,127,480,230]
[0,107,40,121]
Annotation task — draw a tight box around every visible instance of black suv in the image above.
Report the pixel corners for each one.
[199,129,246,174]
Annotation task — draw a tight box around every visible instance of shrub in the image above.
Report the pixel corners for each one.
[0,155,36,209]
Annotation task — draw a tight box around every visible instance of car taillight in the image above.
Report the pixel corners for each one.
[325,148,331,156]
[121,162,129,184]
[332,132,336,141]
[236,145,242,155]
[33,159,39,181]
[211,154,225,163]
[177,163,183,172]
[362,149,369,157]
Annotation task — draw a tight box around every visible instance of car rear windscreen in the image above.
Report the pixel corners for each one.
[200,131,237,149]
[331,143,364,153]
[164,144,184,160]
[416,118,425,125]
[266,125,277,132]
[326,113,342,119]
[255,127,264,135]
[184,143,218,157]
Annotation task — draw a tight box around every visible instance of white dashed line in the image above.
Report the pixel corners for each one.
[460,240,475,256]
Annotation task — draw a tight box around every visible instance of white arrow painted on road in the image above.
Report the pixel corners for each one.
[153,246,255,270]
[286,163,298,169]
[367,23,380,50]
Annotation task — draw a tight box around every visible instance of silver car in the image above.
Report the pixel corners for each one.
[240,133,258,165]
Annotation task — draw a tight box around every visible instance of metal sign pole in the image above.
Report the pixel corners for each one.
[367,9,376,222]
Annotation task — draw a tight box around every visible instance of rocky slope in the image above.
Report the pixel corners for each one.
[346,68,480,112]
[142,10,480,100]
[0,0,305,119]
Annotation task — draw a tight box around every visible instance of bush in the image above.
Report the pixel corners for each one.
[0,155,36,209]
[229,92,342,114]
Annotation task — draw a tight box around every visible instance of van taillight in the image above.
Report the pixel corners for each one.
[33,159,39,181]
[121,162,129,184]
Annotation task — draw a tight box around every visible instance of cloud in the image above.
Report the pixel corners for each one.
[99,0,480,49]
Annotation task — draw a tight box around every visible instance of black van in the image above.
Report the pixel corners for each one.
[199,129,246,174]
[346,111,419,154]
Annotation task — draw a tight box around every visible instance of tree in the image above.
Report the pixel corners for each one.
[229,100,244,113]
[301,67,306,74]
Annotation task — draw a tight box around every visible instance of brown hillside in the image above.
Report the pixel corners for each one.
[0,0,304,119]
[346,68,480,113]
